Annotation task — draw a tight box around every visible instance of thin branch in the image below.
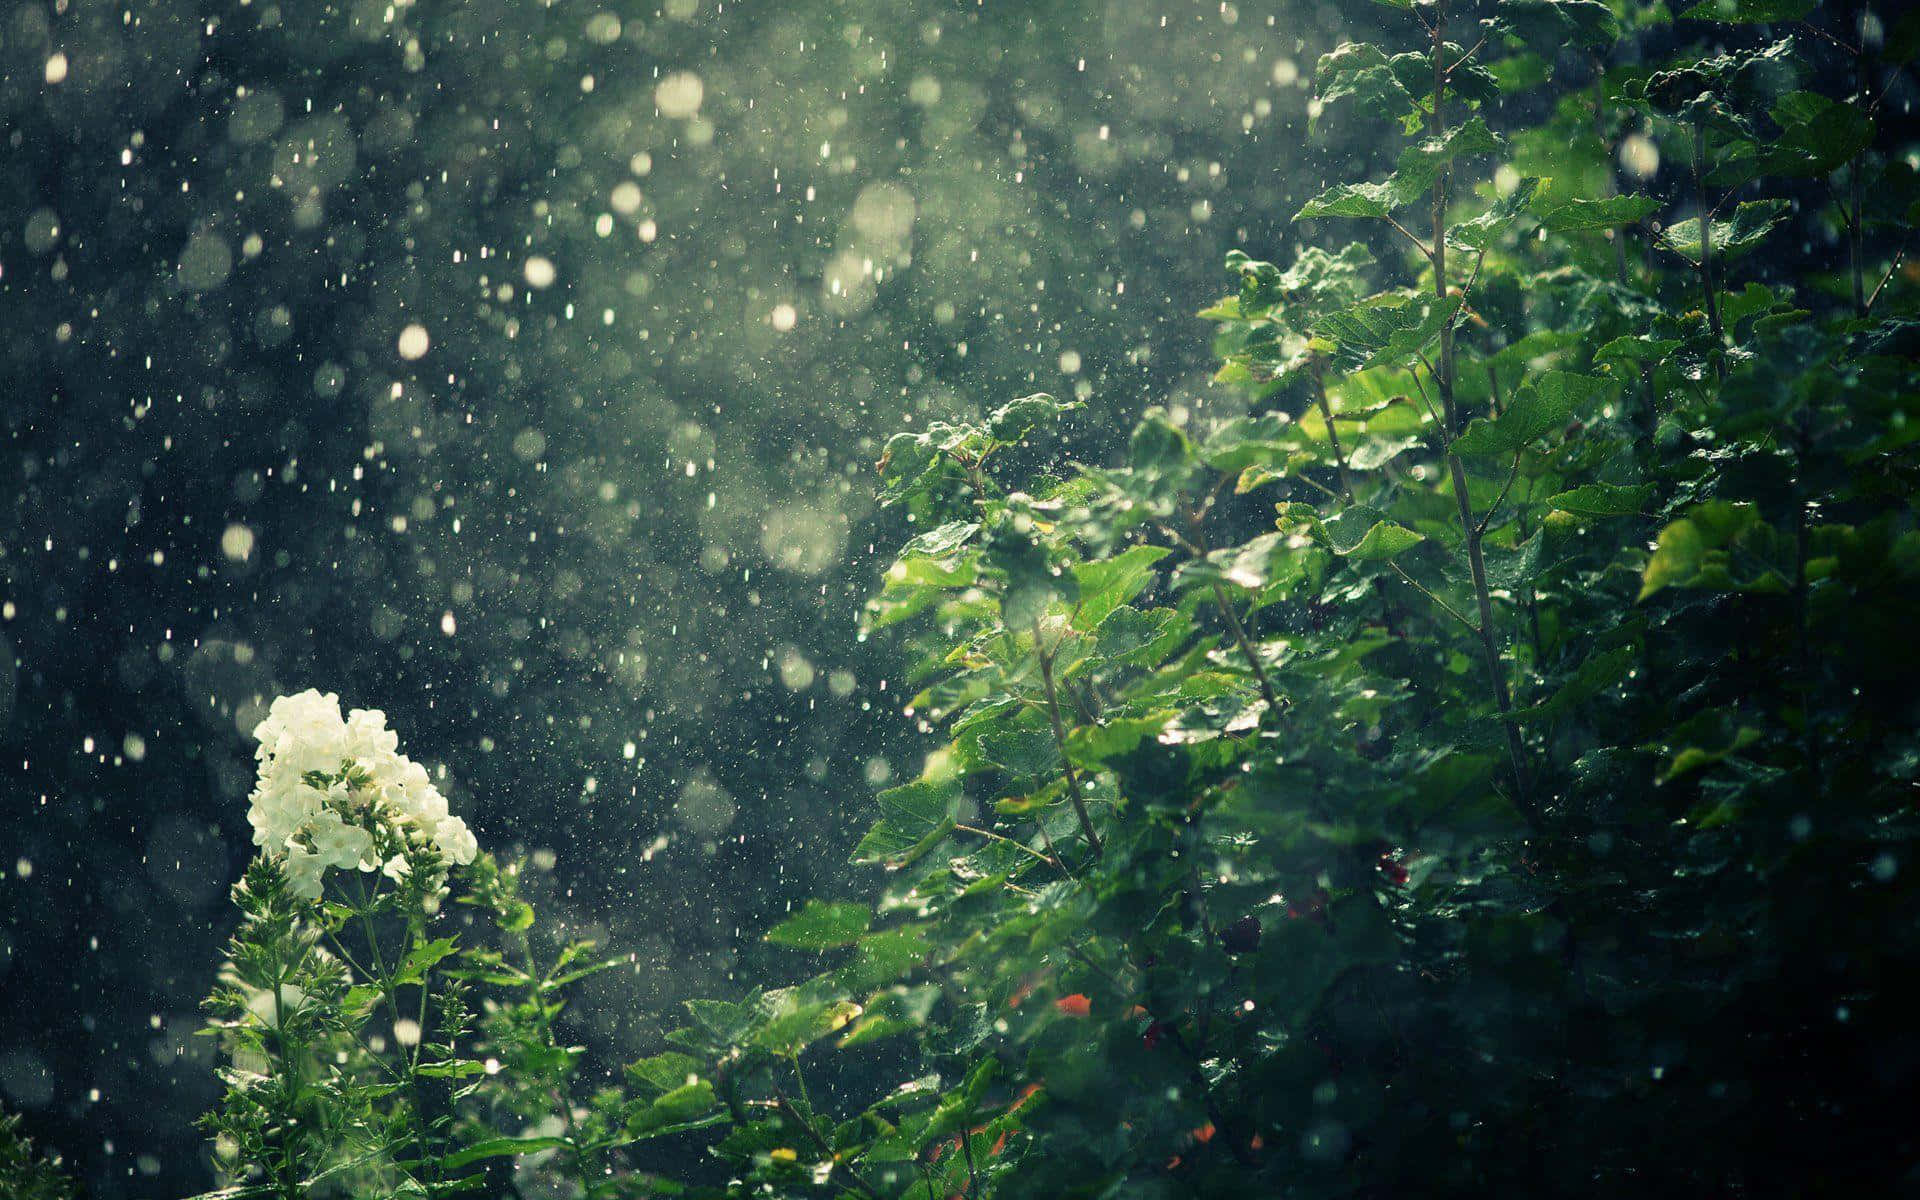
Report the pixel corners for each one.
[954,822,1064,872]
[1796,19,1858,55]
[1475,449,1524,538]
[1692,118,1725,353]
[1866,241,1910,313]
[769,1088,878,1200]
[1387,216,1437,263]
[1271,472,1337,504]
[1448,33,1491,73]
[1387,562,1479,633]
[1458,247,1489,304]
[1407,365,1444,429]
[1035,624,1102,858]
[1430,1,1534,821]
[1210,581,1282,716]
[1313,361,1356,503]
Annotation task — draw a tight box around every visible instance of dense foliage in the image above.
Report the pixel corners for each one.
[7,0,1920,1195]
[0,1108,79,1200]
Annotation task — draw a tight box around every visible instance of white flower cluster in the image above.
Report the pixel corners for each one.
[247,690,478,900]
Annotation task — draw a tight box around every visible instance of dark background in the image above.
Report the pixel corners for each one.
[0,1,1370,1194]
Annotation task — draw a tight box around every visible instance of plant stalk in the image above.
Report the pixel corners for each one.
[1313,361,1356,503]
[1209,581,1281,716]
[1692,118,1724,350]
[1432,4,1533,819]
[1035,627,1103,858]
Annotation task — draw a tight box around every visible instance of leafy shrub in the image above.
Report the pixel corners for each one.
[158,0,1920,1196]
[0,1108,80,1200]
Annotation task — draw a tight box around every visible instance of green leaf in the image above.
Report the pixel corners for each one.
[1394,118,1502,199]
[1451,371,1606,456]
[1497,0,1622,49]
[1315,293,1464,373]
[1639,501,1790,599]
[439,1136,571,1170]
[626,1051,705,1096]
[1340,519,1425,561]
[627,1080,719,1138]
[1299,120,1502,223]
[988,393,1080,444]
[1284,504,1424,562]
[1547,482,1656,517]
[1450,177,1542,251]
[978,726,1063,779]
[1313,41,1419,132]
[1537,193,1660,231]
[1071,545,1168,630]
[1658,199,1791,264]
[1515,644,1638,722]
[1757,92,1874,178]
[1128,409,1194,476]
[392,937,459,987]
[1636,39,1801,126]
[1065,713,1175,763]
[898,520,981,560]
[852,776,959,868]
[765,900,871,950]
[1659,712,1764,782]
[1297,181,1395,221]
[985,516,1072,631]
[415,1059,488,1079]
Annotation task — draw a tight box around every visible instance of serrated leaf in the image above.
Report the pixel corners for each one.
[1659,199,1791,264]
[1340,520,1425,560]
[1299,120,1502,224]
[1314,41,1419,133]
[1315,294,1464,373]
[1756,91,1874,178]
[627,1080,718,1138]
[626,1051,705,1096]
[1066,712,1175,763]
[1537,193,1660,231]
[765,901,871,950]
[1072,545,1168,630]
[1547,482,1655,517]
[439,1136,571,1170]
[1497,0,1622,49]
[1450,177,1542,250]
[988,393,1080,444]
[1451,371,1606,456]
[978,726,1063,779]
[1639,501,1790,599]
[1297,181,1396,221]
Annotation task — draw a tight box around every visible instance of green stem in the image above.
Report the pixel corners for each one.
[1035,624,1103,859]
[1210,581,1281,716]
[356,890,437,1180]
[1313,361,1355,503]
[955,822,1064,872]
[1431,2,1534,822]
[1692,118,1724,352]
[270,960,303,1200]
[509,923,595,1192]
[770,1086,878,1200]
